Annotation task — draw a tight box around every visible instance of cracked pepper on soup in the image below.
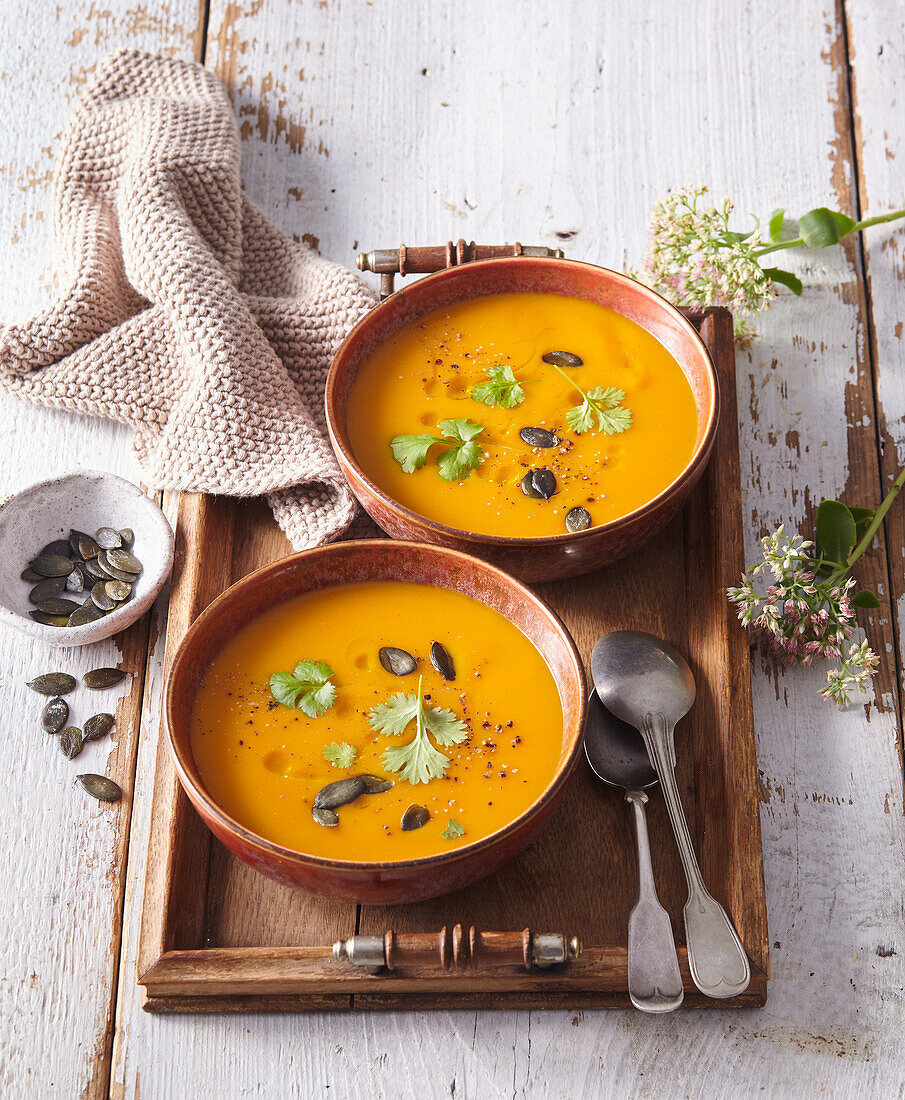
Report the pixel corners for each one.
[190,581,564,861]
[347,291,699,537]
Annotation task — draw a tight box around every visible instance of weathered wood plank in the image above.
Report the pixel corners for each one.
[0,4,202,1098]
[108,0,905,1097]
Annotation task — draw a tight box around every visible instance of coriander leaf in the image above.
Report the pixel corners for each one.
[441,819,466,840]
[368,692,420,736]
[323,741,357,768]
[422,704,469,746]
[438,418,484,443]
[369,676,469,785]
[586,387,633,434]
[382,736,451,785]
[390,433,441,473]
[293,659,333,683]
[435,419,485,481]
[565,398,596,435]
[471,364,525,409]
[269,659,336,717]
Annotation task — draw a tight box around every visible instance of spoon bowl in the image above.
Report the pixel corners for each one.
[584,690,657,791]
[591,630,695,729]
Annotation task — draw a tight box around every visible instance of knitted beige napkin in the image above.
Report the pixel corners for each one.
[0,48,376,548]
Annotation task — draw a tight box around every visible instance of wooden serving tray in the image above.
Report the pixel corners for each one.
[138,307,768,1012]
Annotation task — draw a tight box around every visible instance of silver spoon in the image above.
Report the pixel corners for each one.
[584,689,683,1013]
[591,630,751,999]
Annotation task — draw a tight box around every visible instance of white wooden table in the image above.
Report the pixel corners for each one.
[0,1,903,1096]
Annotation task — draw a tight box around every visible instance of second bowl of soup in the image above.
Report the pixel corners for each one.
[326,258,719,580]
[165,540,586,903]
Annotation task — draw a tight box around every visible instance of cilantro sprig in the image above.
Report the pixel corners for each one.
[441,819,466,840]
[323,741,357,768]
[269,659,336,718]
[471,364,525,409]
[368,675,469,784]
[390,418,485,481]
[547,362,632,435]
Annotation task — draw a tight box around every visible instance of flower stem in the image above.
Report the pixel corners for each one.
[847,466,905,568]
[753,208,905,259]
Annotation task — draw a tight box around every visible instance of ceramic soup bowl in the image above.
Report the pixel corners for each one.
[165,539,587,904]
[325,258,719,581]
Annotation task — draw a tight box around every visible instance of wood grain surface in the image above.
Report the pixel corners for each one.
[0,1,902,1097]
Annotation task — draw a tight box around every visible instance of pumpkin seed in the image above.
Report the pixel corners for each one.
[20,566,42,582]
[36,597,81,616]
[106,548,142,574]
[519,426,560,448]
[521,468,557,500]
[83,713,115,742]
[401,804,430,831]
[76,773,122,801]
[542,350,583,368]
[314,775,367,810]
[119,528,134,548]
[83,667,127,689]
[77,533,102,560]
[59,726,84,759]
[31,553,73,578]
[84,557,112,581]
[379,646,417,676]
[69,529,89,556]
[565,506,592,533]
[30,610,70,626]
[312,805,339,827]
[26,673,76,696]
[358,774,394,794]
[94,527,123,550]
[68,603,105,627]
[40,539,72,557]
[99,560,138,582]
[90,582,118,611]
[42,696,69,734]
[430,641,456,681]
[105,579,131,602]
[65,565,87,593]
[29,576,66,603]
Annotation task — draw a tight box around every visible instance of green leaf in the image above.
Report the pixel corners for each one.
[323,742,357,768]
[852,589,880,609]
[566,387,632,435]
[471,364,525,409]
[441,819,466,840]
[565,398,596,434]
[369,678,468,785]
[848,506,875,538]
[768,208,785,241]
[816,499,858,566]
[390,420,485,481]
[799,207,856,247]
[390,433,440,473]
[269,660,336,716]
[762,266,803,295]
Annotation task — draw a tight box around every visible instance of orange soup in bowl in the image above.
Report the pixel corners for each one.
[347,291,698,538]
[189,579,564,861]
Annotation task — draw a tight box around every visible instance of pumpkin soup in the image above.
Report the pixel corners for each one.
[189,580,564,861]
[347,291,699,537]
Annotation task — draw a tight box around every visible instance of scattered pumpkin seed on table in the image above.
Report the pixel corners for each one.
[59,726,84,759]
[83,713,115,742]
[84,667,127,689]
[41,697,69,734]
[76,774,122,802]
[27,672,76,696]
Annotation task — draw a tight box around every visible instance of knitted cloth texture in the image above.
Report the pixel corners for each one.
[0,49,376,548]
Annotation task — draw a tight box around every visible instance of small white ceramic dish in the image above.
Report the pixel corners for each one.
[0,470,174,648]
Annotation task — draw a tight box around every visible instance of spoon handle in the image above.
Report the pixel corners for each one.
[625,790,683,1013]
[641,713,751,999]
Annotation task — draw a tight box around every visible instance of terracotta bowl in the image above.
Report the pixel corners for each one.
[165,540,587,904]
[326,258,719,581]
